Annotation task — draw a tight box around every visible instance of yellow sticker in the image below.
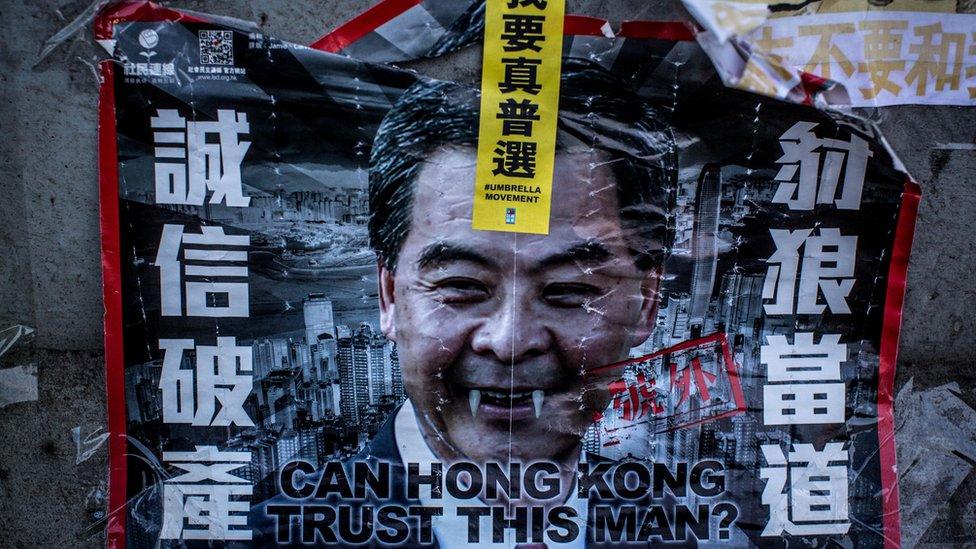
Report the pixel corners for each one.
[472,0,565,235]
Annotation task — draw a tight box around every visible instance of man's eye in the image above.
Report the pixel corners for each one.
[542,283,602,308]
[435,278,490,304]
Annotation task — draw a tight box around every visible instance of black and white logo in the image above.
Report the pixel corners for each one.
[138,28,159,62]
[138,28,159,49]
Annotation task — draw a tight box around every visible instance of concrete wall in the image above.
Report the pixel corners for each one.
[0,0,973,545]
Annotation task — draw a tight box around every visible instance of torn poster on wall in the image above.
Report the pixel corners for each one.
[95,1,918,547]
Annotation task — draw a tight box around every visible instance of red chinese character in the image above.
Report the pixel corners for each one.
[609,373,661,421]
[670,356,717,407]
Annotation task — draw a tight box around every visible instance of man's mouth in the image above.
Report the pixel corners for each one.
[467,388,547,420]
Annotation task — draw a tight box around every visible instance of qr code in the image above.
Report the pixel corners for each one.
[199,30,234,65]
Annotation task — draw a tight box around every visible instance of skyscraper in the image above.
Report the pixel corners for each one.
[303,293,335,344]
[351,324,374,418]
[363,324,391,405]
[718,273,765,339]
[689,165,722,330]
[304,293,337,379]
[335,322,403,427]
[337,325,357,423]
[256,338,291,372]
[732,414,758,468]
[276,429,300,464]
[583,424,601,455]
[389,343,404,403]
[699,423,719,458]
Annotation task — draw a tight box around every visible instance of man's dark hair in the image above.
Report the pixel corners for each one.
[368,58,676,272]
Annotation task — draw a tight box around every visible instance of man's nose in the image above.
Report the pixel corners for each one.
[470,287,551,363]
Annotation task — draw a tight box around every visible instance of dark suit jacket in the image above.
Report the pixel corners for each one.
[249,408,700,548]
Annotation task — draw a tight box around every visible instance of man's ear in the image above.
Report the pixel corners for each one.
[377,261,397,341]
[630,266,662,348]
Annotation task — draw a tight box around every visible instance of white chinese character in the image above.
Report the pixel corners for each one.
[798,228,857,315]
[763,383,845,425]
[159,337,254,427]
[763,228,856,315]
[155,224,250,317]
[763,228,809,316]
[761,332,847,425]
[761,332,846,382]
[152,108,252,207]
[152,110,189,205]
[761,443,850,537]
[161,446,252,540]
[772,121,871,211]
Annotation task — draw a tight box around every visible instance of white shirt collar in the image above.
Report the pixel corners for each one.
[394,399,589,549]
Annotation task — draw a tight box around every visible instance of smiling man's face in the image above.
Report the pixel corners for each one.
[377,145,661,464]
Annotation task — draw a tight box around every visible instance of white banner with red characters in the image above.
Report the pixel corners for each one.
[684,2,976,106]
